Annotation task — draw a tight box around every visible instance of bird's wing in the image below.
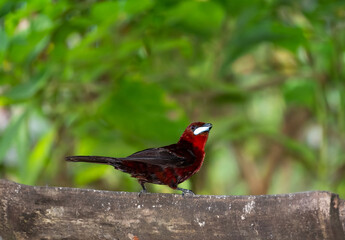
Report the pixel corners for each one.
[119,145,195,168]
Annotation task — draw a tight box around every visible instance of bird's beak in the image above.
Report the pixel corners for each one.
[193,123,213,135]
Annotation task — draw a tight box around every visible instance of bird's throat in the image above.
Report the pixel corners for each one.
[178,134,208,154]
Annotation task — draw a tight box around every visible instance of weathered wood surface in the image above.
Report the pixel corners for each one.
[0,179,344,240]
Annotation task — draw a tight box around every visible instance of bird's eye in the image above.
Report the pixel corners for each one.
[190,125,196,130]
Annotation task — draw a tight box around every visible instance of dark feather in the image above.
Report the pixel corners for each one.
[65,156,119,165]
[66,144,196,168]
[119,145,194,167]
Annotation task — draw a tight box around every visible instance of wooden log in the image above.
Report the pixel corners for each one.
[0,179,344,240]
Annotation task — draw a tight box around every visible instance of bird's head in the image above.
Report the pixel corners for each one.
[179,122,212,151]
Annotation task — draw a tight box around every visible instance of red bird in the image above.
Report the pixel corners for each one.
[66,122,212,195]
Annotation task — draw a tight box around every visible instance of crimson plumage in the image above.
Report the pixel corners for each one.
[66,122,212,194]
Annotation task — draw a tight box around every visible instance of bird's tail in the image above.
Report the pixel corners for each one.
[65,156,120,165]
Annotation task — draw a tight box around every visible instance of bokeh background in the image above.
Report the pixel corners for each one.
[0,0,344,197]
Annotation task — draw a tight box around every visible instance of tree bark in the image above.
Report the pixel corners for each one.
[0,179,344,240]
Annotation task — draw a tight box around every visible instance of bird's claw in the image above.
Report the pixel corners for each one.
[177,188,195,196]
[138,189,147,197]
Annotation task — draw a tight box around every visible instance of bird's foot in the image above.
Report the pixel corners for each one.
[138,189,147,197]
[138,182,147,197]
[177,188,195,196]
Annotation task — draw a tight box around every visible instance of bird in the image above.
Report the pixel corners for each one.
[66,122,212,195]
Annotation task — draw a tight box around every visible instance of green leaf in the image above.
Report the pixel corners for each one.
[0,70,50,104]
[30,14,53,32]
[26,35,50,64]
[74,165,108,186]
[222,19,306,72]
[211,89,247,104]
[122,0,153,15]
[0,26,8,52]
[22,127,56,185]
[283,78,316,108]
[0,26,8,62]
[221,0,258,16]
[16,114,30,179]
[167,1,225,35]
[99,78,188,144]
[91,1,119,23]
[152,38,193,57]
[279,135,316,170]
[0,1,20,18]
[0,111,28,164]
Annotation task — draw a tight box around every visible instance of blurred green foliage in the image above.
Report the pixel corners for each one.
[0,0,345,197]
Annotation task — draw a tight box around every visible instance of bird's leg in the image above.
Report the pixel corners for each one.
[177,187,195,196]
[138,182,147,197]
